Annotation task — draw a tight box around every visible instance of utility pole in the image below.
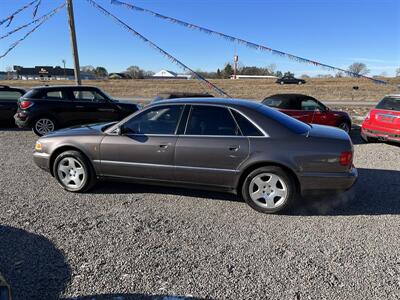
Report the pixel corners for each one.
[66,0,81,85]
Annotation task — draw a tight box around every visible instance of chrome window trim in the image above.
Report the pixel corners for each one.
[94,160,239,173]
[107,102,268,138]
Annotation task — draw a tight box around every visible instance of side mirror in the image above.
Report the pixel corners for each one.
[115,125,125,135]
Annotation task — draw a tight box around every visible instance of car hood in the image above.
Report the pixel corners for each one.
[44,122,115,137]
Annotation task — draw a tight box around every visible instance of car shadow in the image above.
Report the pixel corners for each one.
[0,225,205,300]
[92,167,399,216]
[289,167,400,216]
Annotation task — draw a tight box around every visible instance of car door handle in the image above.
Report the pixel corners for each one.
[228,145,240,152]
[159,144,169,149]
[75,105,85,108]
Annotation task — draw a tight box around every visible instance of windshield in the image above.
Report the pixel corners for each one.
[257,104,310,134]
[376,97,400,111]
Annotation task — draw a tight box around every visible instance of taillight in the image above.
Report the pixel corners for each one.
[19,100,33,109]
[339,151,353,166]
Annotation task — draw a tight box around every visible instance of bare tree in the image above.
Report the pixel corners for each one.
[125,66,144,79]
[348,62,369,76]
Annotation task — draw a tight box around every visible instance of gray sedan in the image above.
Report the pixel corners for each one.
[33,98,357,213]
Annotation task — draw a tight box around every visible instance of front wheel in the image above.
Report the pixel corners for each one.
[53,150,96,192]
[242,166,295,214]
[338,122,351,133]
[33,117,56,136]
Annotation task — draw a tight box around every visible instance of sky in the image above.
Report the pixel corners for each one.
[0,0,399,76]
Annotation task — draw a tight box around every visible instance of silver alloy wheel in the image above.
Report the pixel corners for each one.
[249,173,288,209]
[57,157,85,189]
[35,118,55,135]
[339,122,350,133]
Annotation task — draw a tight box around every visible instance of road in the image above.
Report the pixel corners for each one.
[0,129,399,300]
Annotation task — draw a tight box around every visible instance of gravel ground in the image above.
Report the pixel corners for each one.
[0,128,399,300]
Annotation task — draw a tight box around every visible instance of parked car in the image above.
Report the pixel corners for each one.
[361,94,400,143]
[0,85,26,126]
[14,85,141,136]
[33,98,357,214]
[276,75,306,85]
[150,92,213,103]
[262,93,352,133]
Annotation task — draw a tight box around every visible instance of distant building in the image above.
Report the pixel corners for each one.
[152,69,191,80]
[13,65,97,80]
[0,71,18,80]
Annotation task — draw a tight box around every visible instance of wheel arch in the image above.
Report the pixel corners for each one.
[30,113,58,127]
[237,161,300,194]
[49,145,92,177]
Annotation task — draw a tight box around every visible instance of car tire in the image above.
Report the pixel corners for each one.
[53,150,97,192]
[242,166,296,214]
[338,121,351,133]
[280,81,284,85]
[298,81,303,85]
[32,117,57,136]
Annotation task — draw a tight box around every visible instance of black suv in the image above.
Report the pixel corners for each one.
[15,85,140,136]
[276,75,306,85]
[0,85,26,126]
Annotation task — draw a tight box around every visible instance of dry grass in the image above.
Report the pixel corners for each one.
[1,77,399,102]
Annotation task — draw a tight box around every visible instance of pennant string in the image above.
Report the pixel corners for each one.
[0,6,63,60]
[86,0,231,98]
[111,0,387,85]
[0,3,66,41]
[0,0,40,26]
[33,0,42,18]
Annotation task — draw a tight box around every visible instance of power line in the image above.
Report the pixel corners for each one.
[111,0,387,85]
[0,6,64,60]
[86,0,230,97]
[0,3,66,41]
[0,0,40,26]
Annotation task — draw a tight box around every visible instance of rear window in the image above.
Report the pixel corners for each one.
[376,97,400,111]
[0,90,23,101]
[263,97,293,109]
[257,105,310,134]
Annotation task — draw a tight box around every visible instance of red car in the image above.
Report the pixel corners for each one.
[361,94,400,143]
[262,94,352,133]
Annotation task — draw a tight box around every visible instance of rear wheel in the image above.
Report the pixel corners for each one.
[53,150,96,192]
[298,81,303,85]
[33,117,56,136]
[280,81,284,85]
[242,166,295,214]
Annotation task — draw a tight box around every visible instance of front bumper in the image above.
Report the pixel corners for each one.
[33,152,51,172]
[298,166,358,195]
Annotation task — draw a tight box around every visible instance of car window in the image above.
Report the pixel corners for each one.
[43,91,65,100]
[301,99,324,111]
[263,97,293,109]
[376,97,400,111]
[73,90,106,102]
[0,90,23,101]
[185,106,240,136]
[257,105,310,135]
[124,105,183,135]
[231,110,263,136]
